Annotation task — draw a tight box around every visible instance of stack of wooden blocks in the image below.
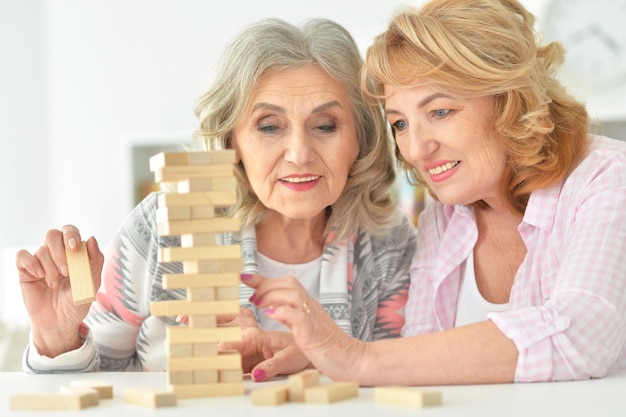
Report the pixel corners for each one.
[148,150,245,399]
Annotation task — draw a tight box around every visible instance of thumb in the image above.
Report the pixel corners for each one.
[250,346,310,382]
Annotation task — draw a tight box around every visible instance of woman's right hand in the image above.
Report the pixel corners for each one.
[15,225,104,358]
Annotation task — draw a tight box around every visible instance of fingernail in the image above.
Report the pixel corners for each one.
[252,368,266,382]
[60,265,69,277]
[249,294,257,304]
[240,273,252,281]
[68,238,77,249]
[264,307,275,315]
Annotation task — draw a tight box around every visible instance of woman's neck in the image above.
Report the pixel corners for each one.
[255,212,326,264]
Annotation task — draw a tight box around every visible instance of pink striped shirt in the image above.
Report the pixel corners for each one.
[403,134,626,382]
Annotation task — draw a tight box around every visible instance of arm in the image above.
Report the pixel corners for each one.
[243,273,517,385]
[17,226,104,371]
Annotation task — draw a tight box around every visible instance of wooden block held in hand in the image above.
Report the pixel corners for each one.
[251,384,289,406]
[65,241,96,305]
[124,387,177,408]
[374,386,442,408]
[304,382,359,404]
[287,369,320,402]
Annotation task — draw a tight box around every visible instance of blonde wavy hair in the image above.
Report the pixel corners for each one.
[193,18,397,241]
[362,0,589,214]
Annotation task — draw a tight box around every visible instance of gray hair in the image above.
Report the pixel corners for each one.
[193,18,397,241]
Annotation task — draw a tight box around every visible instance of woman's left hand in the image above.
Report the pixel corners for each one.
[241,273,366,381]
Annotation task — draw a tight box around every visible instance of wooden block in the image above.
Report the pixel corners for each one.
[59,386,99,405]
[153,164,234,183]
[157,191,237,208]
[158,217,240,236]
[170,381,244,399]
[168,370,194,385]
[288,369,320,402]
[10,393,94,410]
[189,316,218,329]
[168,326,241,344]
[168,352,241,371]
[156,206,191,222]
[65,241,96,304]
[168,342,194,357]
[150,299,239,316]
[219,369,243,383]
[178,177,237,193]
[374,387,442,408]
[194,370,219,384]
[251,384,289,406]
[69,380,113,399]
[181,233,218,247]
[158,244,240,262]
[216,286,239,300]
[149,151,236,171]
[183,259,244,274]
[188,287,215,301]
[192,341,219,356]
[123,387,177,408]
[304,382,359,404]
[162,272,239,289]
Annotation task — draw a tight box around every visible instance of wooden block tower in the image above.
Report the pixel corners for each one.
[148,150,245,399]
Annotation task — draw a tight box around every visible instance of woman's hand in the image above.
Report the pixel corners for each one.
[15,225,104,358]
[217,308,312,382]
[241,273,367,382]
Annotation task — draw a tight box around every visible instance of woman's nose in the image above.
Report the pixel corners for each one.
[284,128,315,165]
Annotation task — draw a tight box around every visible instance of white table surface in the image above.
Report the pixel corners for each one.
[1,370,625,416]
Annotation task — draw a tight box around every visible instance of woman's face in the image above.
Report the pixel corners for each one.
[384,83,507,208]
[233,64,359,221]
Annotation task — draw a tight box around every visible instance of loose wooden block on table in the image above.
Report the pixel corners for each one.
[69,380,114,399]
[123,387,177,408]
[10,393,95,410]
[304,382,359,404]
[288,369,320,402]
[251,384,290,406]
[65,241,96,305]
[374,386,442,408]
[59,386,100,405]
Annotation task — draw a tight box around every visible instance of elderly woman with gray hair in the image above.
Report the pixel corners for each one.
[16,17,416,382]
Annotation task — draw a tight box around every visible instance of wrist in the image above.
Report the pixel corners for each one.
[31,326,84,358]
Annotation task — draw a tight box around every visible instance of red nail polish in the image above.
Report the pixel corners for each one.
[252,368,266,381]
[240,273,252,281]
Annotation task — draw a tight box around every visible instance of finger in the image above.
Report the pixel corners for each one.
[251,346,309,382]
[60,224,82,251]
[44,229,70,277]
[15,249,45,280]
[216,313,237,325]
[33,245,64,289]
[85,236,104,290]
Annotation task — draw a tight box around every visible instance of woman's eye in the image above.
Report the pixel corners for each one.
[392,120,407,131]
[317,123,337,132]
[258,123,279,133]
[434,109,450,118]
